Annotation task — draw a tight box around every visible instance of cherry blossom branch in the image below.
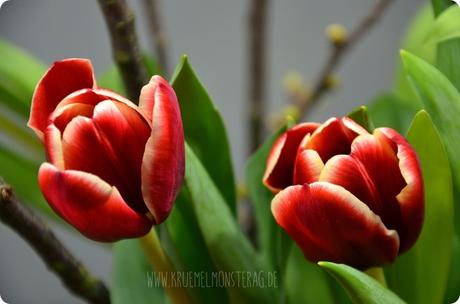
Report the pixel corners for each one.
[294,0,394,119]
[97,0,148,103]
[248,0,269,153]
[0,180,110,304]
[142,0,170,75]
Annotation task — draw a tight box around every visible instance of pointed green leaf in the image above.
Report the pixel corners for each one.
[319,262,405,304]
[184,144,275,303]
[111,240,165,304]
[385,111,454,304]
[425,6,460,45]
[401,50,460,232]
[171,56,236,213]
[347,106,374,132]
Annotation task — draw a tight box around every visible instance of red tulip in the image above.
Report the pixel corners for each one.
[264,117,424,269]
[28,58,184,242]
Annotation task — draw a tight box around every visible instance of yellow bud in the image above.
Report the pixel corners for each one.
[283,71,305,94]
[325,23,348,45]
[283,105,300,121]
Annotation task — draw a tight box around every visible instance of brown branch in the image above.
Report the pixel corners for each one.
[248,0,269,154]
[0,180,110,304]
[142,0,170,75]
[97,0,148,103]
[296,0,394,119]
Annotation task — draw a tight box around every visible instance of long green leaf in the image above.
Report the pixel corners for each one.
[184,144,275,303]
[171,56,236,213]
[319,262,405,304]
[385,110,454,304]
[401,50,460,234]
[165,188,228,303]
[111,240,165,304]
[0,39,46,117]
[425,6,460,45]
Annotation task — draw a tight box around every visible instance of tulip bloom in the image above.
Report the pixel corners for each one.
[263,117,424,269]
[28,58,184,242]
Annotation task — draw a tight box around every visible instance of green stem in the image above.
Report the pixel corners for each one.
[139,228,191,304]
[365,267,387,287]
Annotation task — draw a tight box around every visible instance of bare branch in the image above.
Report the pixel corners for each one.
[0,180,110,304]
[142,0,170,75]
[97,0,148,102]
[248,0,269,154]
[295,0,394,119]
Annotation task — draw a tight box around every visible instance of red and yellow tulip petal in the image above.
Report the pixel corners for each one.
[61,102,151,213]
[271,182,400,269]
[44,124,65,170]
[306,117,367,162]
[263,122,319,192]
[28,59,96,140]
[294,149,324,184]
[141,78,185,224]
[349,132,406,243]
[319,154,380,212]
[38,163,152,242]
[138,75,172,122]
[378,127,424,253]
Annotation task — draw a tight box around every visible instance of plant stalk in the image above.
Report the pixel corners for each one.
[139,228,191,304]
[365,267,387,287]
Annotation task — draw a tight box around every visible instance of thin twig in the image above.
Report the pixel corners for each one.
[0,180,110,304]
[296,0,394,119]
[97,0,148,103]
[142,0,170,75]
[248,0,269,154]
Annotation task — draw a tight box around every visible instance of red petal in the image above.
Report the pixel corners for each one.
[306,117,368,162]
[38,163,152,242]
[28,59,96,140]
[263,122,319,192]
[138,75,171,121]
[44,124,65,170]
[378,128,424,253]
[293,149,324,184]
[271,182,400,269]
[347,131,406,243]
[319,154,380,213]
[141,78,185,224]
[61,102,151,213]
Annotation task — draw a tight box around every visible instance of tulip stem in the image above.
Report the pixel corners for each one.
[365,267,387,287]
[139,228,191,304]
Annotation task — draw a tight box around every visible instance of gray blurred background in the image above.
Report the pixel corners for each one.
[0,0,423,302]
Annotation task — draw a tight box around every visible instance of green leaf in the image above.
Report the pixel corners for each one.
[385,110,454,304]
[347,106,374,132]
[367,93,420,134]
[0,39,46,117]
[445,234,460,303]
[171,56,236,213]
[401,50,460,234]
[184,144,275,303]
[284,247,334,304]
[165,188,228,303]
[111,240,165,304]
[431,0,454,16]
[425,6,460,45]
[245,126,284,265]
[98,55,162,96]
[319,262,405,304]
